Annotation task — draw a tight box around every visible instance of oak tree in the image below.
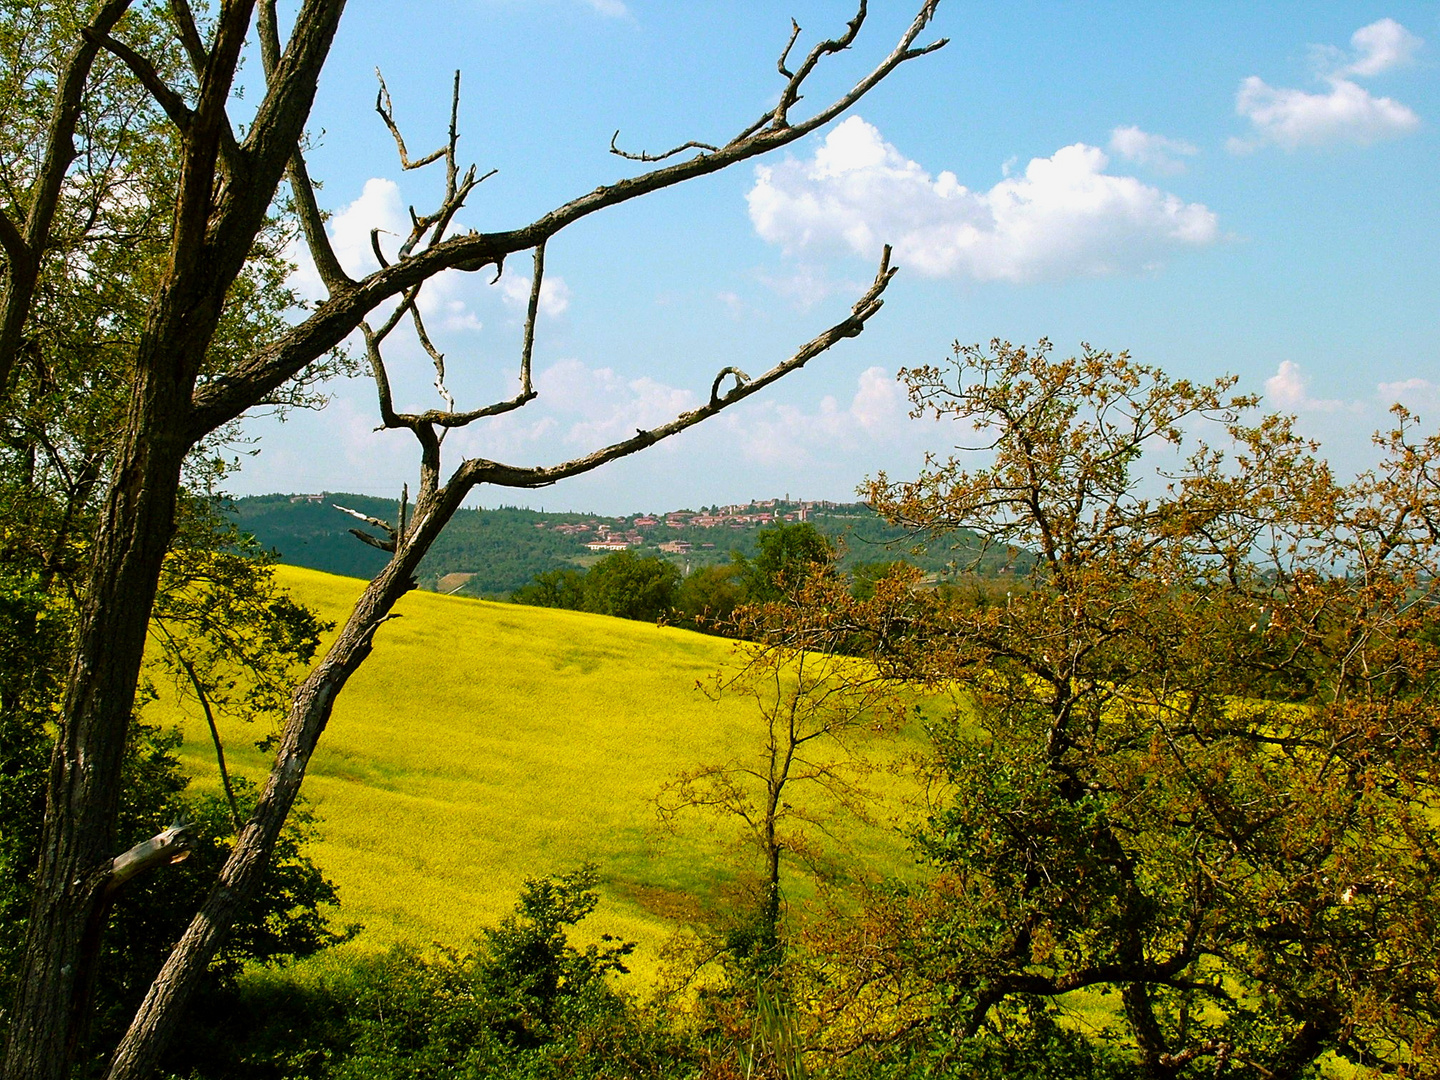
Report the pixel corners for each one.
[814,340,1440,1077]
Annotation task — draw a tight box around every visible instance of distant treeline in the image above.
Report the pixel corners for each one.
[227,494,1019,597]
[512,522,973,634]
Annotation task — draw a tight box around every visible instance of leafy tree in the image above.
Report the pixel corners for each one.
[0,4,946,1076]
[660,573,908,972]
[326,865,660,1080]
[580,551,681,623]
[511,553,679,623]
[0,570,67,998]
[674,561,747,633]
[828,340,1440,1077]
[740,523,837,604]
[0,528,347,1071]
[512,567,590,612]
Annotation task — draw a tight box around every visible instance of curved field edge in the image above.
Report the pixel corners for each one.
[147,565,928,983]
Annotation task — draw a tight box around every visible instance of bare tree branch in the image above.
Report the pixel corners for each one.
[188,3,943,435]
[106,825,192,899]
[257,0,351,292]
[455,246,895,491]
[0,209,25,267]
[333,503,397,552]
[769,1,869,130]
[180,657,242,832]
[368,227,390,268]
[609,130,719,163]
[711,366,751,406]
[777,18,802,78]
[374,68,448,170]
[519,241,544,398]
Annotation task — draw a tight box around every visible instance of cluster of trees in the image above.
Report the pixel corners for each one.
[513,551,685,624]
[512,522,867,631]
[506,340,1436,1080]
[5,2,1436,1076]
[0,509,353,1074]
[469,342,1440,1080]
[702,341,1440,1079]
[228,495,1006,596]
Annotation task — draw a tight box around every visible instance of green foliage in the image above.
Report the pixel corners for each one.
[672,561,746,631]
[580,551,681,622]
[0,697,348,1057]
[512,550,679,623]
[315,867,689,1080]
[88,725,351,1056]
[0,511,348,1050]
[473,865,635,1044]
[0,570,65,996]
[838,1004,1131,1080]
[229,495,1012,599]
[738,523,835,603]
[739,980,808,1080]
[511,567,588,611]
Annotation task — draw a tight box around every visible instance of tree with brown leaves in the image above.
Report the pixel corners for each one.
[811,340,1440,1077]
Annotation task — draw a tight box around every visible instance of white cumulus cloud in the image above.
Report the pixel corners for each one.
[1108,126,1199,175]
[1265,361,1358,414]
[1377,376,1440,414]
[1339,17,1424,77]
[494,269,572,319]
[748,116,1218,284]
[1231,20,1423,151]
[1231,76,1420,151]
[719,365,915,467]
[536,359,699,447]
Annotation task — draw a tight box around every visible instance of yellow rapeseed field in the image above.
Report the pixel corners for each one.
[148,566,927,981]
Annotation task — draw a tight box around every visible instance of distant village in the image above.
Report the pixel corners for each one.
[539,498,843,555]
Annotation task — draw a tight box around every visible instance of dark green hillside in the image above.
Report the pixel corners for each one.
[229,494,1019,596]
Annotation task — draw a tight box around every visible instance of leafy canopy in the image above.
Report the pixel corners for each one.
[814,340,1440,1078]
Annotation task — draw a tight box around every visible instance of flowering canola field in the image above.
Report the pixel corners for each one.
[156,565,921,979]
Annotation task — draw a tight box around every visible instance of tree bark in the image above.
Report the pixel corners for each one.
[4,3,342,1069]
[4,7,937,1075]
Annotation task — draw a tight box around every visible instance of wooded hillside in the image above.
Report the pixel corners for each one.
[228,494,1015,595]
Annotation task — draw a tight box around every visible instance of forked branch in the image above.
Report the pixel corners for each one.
[457,246,896,491]
[188,1,945,437]
[375,69,448,170]
[614,2,945,159]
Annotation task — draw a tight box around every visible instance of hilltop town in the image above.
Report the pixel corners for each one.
[543,498,839,555]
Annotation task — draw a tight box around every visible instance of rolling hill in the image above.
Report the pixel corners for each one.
[147,565,932,980]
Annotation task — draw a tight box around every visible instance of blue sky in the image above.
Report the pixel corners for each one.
[237,1,1439,513]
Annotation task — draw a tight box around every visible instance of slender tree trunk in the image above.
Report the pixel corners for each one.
[106,486,460,1080]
